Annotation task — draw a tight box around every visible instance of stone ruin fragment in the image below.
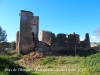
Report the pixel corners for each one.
[39,31,91,51]
[16,10,91,55]
[16,10,39,54]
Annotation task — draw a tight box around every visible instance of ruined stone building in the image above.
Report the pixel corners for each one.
[39,31,91,51]
[16,10,39,54]
[79,33,90,50]
[16,10,91,54]
[39,30,52,45]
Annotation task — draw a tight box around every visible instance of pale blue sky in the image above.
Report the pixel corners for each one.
[0,0,100,42]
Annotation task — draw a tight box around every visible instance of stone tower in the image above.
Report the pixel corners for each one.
[84,33,90,48]
[16,10,39,54]
[84,33,90,42]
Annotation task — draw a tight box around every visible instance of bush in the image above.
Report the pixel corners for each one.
[81,52,100,74]
[0,55,35,75]
[0,55,15,71]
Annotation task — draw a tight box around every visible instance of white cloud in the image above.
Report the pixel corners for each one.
[91,36,100,40]
[80,38,84,41]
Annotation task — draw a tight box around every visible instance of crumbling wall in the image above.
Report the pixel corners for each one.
[80,33,90,50]
[67,32,80,50]
[39,30,52,45]
[31,16,39,42]
[39,31,91,51]
[56,33,67,50]
[18,10,39,54]
[36,41,51,52]
[39,30,57,51]
[16,10,91,54]
[16,31,19,54]
[50,33,57,51]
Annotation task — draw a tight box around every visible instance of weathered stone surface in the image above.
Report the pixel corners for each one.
[16,10,39,54]
[16,10,90,54]
[39,30,56,51]
[36,41,51,52]
[16,31,19,54]
[39,31,90,51]
[39,30,52,45]
[80,33,90,50]
[67,32,80,50]
[56,33,67,50]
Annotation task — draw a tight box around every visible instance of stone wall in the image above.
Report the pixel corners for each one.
[16,31,19,54]
[39,31,90,51]
[16,10,39,54]
[16,10,90,54]
[67,32,80,50]
[39,30,52,45]
[56,33,67,50]
[80,33,90,50]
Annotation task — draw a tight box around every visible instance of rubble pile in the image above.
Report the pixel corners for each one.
[18,51,53,67]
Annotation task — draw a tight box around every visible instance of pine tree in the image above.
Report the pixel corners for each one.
[0,26,7,42]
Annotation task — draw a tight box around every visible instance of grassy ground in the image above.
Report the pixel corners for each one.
[0,50,100,75]
[33,56,86,75]
[33,52,100,75]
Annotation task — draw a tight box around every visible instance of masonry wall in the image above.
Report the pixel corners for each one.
[16,31,19,54]
[80,33,90,50]
[39,30,52,45]
[19,10,39,54]
[31,16,39,42]
[67,33,80,50]
[56,34,67,50]
[39,31,90,51]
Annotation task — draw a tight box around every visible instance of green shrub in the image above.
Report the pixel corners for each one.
[83,52,100,67]
[81,52,100,74]
[0,55,15,71]
[0,55,36,75]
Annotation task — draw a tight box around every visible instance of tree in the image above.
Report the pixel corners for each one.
[94,27,100,37]
[93,27,100,41]
[0,26,7,42]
